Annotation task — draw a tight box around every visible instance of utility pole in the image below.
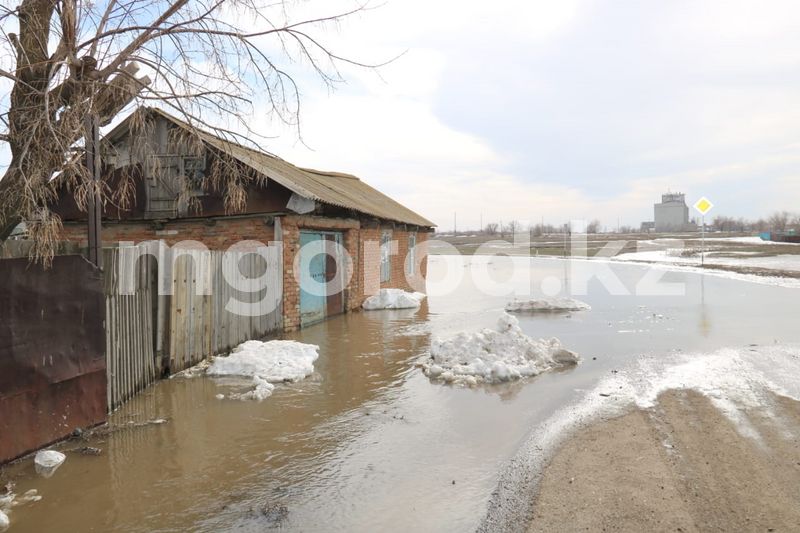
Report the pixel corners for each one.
[453,212,457,234]
[85,114,103,269]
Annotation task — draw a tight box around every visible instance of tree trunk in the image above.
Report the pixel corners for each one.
[0,166,24,239]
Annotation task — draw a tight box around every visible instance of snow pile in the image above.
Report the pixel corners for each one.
[362,289,426,310]
[34,450,65,478]
[209,340,319,382]
[505,297,591,313]
[207,340,319,401]
[0,510,8,532]
[422,313,579,385]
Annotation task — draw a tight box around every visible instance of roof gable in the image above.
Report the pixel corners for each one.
[109,107,435,227]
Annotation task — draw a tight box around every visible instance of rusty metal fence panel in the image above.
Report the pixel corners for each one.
[0,255,106,463]
[1,241,283,448]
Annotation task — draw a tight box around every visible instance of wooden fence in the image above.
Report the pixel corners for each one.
[3,242,283,411]
[104,248,158,411]
[166,247,283,372]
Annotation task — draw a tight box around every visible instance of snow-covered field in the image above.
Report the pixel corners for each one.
[700,236,800,246]
[422,313,579,385]
[613,249,800,272]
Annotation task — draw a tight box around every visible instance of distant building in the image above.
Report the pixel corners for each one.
[640,221,655,233]
[654,192,695,232]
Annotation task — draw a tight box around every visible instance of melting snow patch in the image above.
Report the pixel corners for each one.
[362,289,426,310]
[34,450,65,478]
[0,510,8,532]
[207,340,319,401]
[505,297,591,313]
[210,340,319,382]
[422,313,579,385]
[230,376,275,401]
[582,345,800,443]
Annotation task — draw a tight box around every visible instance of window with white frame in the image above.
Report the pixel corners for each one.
[406,233,417,275]
[380,230,392,282]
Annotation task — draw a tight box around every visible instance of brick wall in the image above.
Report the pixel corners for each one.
[278,215,431,331]
[357,225,429,300]
[60,216,275,250]
[279,215,361,331]
[359,226,381,301]
[61,214,431,332]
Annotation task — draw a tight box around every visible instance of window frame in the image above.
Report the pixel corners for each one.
[406,233,417,275]
[380,230,392,283]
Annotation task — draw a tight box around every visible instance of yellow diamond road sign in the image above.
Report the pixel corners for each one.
[694,197,714,215]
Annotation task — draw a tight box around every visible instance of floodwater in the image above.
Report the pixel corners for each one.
[2,256,800,532]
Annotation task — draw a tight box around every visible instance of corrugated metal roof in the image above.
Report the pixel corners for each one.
[145,108,435,227]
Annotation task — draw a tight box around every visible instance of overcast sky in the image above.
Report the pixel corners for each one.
[249,0,800,231]
[4,0,798,232]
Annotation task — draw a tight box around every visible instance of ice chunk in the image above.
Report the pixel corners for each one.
[232,376,275,401]
[505,297,591,313]
[362,289,426,310]
[0,493,12,509]
[209,340,319,383]
[422,313,579,385]
[18,490,40,504]
[34,450,66,478]
[207,340,319,401]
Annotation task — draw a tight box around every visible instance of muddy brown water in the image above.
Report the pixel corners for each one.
[2,256,799,532]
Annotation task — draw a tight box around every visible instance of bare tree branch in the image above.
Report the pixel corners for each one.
[0,0,387,262]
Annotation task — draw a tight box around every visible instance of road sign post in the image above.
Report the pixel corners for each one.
[693,197,714,267]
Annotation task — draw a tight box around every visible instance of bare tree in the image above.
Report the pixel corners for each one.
[0,0,382,259]
[504,220,521,235]
[585,219,601,234]
[767,211,791,232]
[484,222,498,235]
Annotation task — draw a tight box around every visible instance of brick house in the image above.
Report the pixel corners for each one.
[54,107,435,331]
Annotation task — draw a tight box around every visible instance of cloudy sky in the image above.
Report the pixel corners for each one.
[247,0,800,231]
[4,0,797,232]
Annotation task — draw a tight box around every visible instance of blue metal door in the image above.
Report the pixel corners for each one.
[299,232,326,327]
